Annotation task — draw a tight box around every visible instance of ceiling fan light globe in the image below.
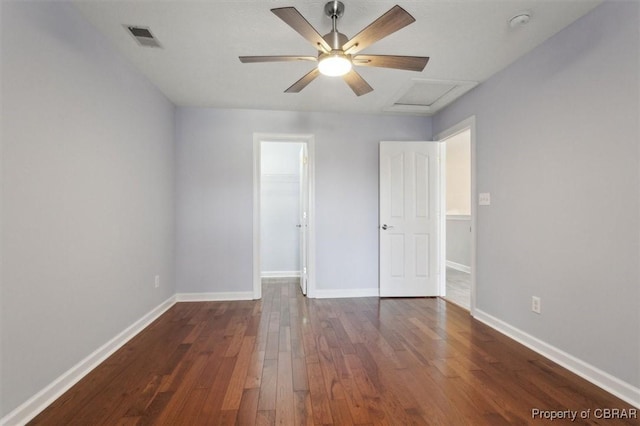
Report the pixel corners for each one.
[318,53,352,77]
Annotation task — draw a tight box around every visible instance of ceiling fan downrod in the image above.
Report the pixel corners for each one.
[323,1,347,51]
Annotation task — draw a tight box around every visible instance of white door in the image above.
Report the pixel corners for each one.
[379,141,440,297]
[298,145,309,295]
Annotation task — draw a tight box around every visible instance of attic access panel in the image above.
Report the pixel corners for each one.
[396,82,457,105]
[385,78,478,115]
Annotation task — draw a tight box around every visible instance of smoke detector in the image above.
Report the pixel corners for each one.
[509,12,531,28]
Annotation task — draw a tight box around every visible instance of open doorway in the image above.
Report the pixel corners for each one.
[252,134,315,299]
[436,117,476,313]
[260,142,303,285]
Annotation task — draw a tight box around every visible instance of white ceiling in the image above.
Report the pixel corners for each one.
[74,0,601,115]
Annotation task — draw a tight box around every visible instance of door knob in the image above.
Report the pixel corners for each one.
[296,224,302,228]
[381,224,394,230]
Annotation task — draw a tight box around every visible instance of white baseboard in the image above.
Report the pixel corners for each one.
[474,309,640,408]
[446,260,471,273]
[0,296,177,426]
[175,291,255,302]
[312,288,379,299]
[261,271,301,278]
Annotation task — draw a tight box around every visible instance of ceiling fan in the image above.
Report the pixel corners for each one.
[239,1,429,96]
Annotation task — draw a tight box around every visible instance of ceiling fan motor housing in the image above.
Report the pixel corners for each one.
[322,31,348,51]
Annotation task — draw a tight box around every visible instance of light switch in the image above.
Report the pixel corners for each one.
[479,193,491,206]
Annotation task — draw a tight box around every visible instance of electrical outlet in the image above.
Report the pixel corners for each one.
[154,275,160,288]
[531,296,541,314]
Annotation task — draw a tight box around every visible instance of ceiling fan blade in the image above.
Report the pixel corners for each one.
[342,5,416,55]
[239,55,317,63]
[285,68,321,93]
[352,55,429,72]
[271,7,332,53]
[342,69,373,96]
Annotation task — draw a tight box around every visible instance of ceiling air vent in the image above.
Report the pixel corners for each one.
[126,25,161,48]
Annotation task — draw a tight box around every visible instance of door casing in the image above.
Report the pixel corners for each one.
[434,116,477,315]
[298,144,309,295]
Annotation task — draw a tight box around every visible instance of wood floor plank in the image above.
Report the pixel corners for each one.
[114,416,141,426]
[255,410,276,426]
[237,388,260,426]
[306,361,334,425]
[122,374,162,418]
[257,358,278,411]
[264,331,280,360]
[153,354,210,424]
[275,354,295,425]
[318,347,346,401]
[394,367,451,425]
[329,399,355,425]
[216,409,238,426]
[291,356,309,391]
[29,281,637,426]
[221,336,256,410]
[172,387,209,424]
[446,356,529,423]
[137,391,173,426]
[343,354,380,400]
[194,336,232,390]
[224,323,247,357]
[244,349,266,389]
[293,390,314,426]
[338,370,372,424]
[328,317,356,354]
[196,356,237,422]
[279,325,292,353]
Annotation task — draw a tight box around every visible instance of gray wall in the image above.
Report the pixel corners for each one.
[0,2,176,416]
[433,1,639,388]
[175,108,431,293]
[446,218,471,268]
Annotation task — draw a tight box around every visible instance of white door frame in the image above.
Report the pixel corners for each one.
[434,116,477,315]
[253,133,316,299]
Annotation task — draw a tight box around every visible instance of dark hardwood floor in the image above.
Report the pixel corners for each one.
[30,281,636,425]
